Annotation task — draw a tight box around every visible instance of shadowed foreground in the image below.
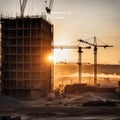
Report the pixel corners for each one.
[0,92,120,120]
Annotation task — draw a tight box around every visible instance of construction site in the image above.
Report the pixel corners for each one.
[0,0,120,120]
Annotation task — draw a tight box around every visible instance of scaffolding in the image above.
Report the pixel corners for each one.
[1,16,53,97]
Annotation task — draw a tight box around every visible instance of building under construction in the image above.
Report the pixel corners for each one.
[1,16,53,97]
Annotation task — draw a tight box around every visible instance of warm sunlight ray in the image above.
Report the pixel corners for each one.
[54,49,77,63]
[48,55,53,62]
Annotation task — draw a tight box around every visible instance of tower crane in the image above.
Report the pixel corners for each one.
[45,0,54,14]
[19,0,28,17]
[19,0,54,17]
[78,36,113,85]
[53,45,91,84]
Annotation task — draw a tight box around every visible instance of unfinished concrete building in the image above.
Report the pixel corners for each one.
[1,16,53,97]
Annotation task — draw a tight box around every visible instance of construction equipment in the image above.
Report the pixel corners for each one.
[19,0,28,17]
[19,0,54,17]
[53,45,91,83]
[45,0,54,14]
[78,36,113,85]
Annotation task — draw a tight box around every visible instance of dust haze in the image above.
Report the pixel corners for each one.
[54,64,120,88]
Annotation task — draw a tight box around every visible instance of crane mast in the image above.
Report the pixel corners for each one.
[78,36,113,85]
[19,0,28,17]
[53,45,91,84]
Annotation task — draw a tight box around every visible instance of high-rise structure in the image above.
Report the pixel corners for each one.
[1,16,53,97]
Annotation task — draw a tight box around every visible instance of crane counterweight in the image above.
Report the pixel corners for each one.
[45,0,54,14]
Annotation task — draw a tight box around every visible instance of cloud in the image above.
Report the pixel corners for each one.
[52,11,72,15]
[54,16,64,19]
[51,11,72,20]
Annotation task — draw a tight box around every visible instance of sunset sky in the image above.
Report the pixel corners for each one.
[0,0,120,64]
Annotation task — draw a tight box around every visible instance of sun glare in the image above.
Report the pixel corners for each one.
[48,55,53,61]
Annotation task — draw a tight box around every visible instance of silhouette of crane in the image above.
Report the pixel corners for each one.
[78,36,113,85]
[53,45,91,84]
[19,0,54,17]
[45,0,54,14]
[19,0,28,17]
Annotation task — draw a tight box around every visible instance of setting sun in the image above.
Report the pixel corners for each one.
[48,55,53,61]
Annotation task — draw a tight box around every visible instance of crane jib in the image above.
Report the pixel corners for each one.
[79,39,95,46]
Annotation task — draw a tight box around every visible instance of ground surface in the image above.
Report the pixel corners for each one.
[0,92,120,120]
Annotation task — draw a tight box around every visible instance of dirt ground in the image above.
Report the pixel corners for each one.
[0,92,120,120]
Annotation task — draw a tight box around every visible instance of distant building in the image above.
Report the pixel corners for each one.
[1,16,53,97]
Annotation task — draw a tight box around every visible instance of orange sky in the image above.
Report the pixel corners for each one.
[0,0,120,64]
